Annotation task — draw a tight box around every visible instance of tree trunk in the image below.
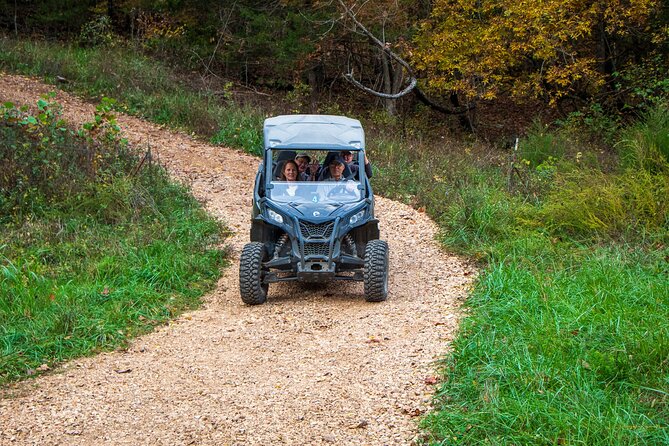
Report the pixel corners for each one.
[381,49,396,116]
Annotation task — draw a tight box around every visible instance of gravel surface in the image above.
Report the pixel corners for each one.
[0,73,476,445]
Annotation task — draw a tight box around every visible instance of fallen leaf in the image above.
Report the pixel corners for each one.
[403,407,424,417]
[424,376,439,385]
[48,293,56,301]
[101,287,110,296]
[114,368,132,374]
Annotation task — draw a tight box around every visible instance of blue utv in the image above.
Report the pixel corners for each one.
[239,115,389,305]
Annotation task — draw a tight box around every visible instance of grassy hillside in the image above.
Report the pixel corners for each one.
[1,37,667,444]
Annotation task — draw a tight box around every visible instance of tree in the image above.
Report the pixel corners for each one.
[412,0,666,107]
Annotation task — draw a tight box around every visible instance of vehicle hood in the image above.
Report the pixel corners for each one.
[281,202,363,222]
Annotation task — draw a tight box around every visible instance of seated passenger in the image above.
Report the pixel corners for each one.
[279,160,299,182]
[295,153,318,181]
[341,150,373,179]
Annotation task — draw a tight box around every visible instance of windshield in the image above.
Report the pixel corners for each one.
[269,181,362,204]
[267,148,366,203]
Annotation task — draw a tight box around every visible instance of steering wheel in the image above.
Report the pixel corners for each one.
[326,182,358,198]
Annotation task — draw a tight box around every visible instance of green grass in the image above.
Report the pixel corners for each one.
[369,120,669,445]
[420,240,669,445]
[0,37,264,152]
[0,195,226,383]
[0,99,227,384]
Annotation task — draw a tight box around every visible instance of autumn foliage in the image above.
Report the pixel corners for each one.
[412,0,666,105]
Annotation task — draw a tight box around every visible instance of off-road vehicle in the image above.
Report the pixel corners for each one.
[239,114,389,304]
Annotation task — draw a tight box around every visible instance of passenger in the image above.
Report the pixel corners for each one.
[341,150,373,179]
[295,153,318,181]
[279,160,299,182]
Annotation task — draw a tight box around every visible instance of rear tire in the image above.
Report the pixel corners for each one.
[363,240,389,302]
[239,242,269,305]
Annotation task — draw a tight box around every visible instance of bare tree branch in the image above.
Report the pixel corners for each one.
[337,0,415,99]
[344,72,417,99]
[336,0,474,115]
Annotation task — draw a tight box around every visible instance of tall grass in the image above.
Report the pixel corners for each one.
[0,37,264,151]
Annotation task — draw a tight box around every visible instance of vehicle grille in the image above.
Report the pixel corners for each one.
[304,242,330,257]
[299,221,334,239]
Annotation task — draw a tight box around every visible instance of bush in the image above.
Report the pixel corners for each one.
[0,95,135,222]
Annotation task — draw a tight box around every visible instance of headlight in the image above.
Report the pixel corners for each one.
[349,210,365,225]
[268,209,284,224]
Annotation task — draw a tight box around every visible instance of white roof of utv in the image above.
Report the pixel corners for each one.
[263,115,365,150]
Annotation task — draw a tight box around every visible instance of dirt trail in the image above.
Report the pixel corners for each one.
[0,73,474,445]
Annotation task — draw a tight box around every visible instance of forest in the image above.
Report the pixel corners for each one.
[1,1,668,445]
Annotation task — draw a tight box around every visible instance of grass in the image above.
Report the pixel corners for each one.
[0,194,226,383]
[1,34,668,445]
[420,241,669,445]
[368,123,669,445]
[0,99,227,384]
[0,36,265,152]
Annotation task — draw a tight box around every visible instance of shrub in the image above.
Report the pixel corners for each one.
[0,95,134,222]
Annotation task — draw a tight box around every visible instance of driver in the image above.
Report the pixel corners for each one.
[325,156,349,182]
[277,159,300,197]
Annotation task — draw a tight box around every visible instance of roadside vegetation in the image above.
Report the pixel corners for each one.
[0,94,227,384]
[1,19,668,446]
[370,116,669,445]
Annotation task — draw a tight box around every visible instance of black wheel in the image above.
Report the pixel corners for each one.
[239,242,269,305]
[363,240,389,302]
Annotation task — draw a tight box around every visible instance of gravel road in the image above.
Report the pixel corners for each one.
[0,73,475,445]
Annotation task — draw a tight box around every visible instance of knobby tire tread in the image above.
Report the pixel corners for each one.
[239,242,268,305]
[364,240,389,302]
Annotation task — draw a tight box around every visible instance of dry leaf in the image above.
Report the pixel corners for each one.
[424,376,439,385]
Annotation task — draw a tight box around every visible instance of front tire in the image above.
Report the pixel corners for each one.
[239,242,269,305]
[363,240,389,302]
